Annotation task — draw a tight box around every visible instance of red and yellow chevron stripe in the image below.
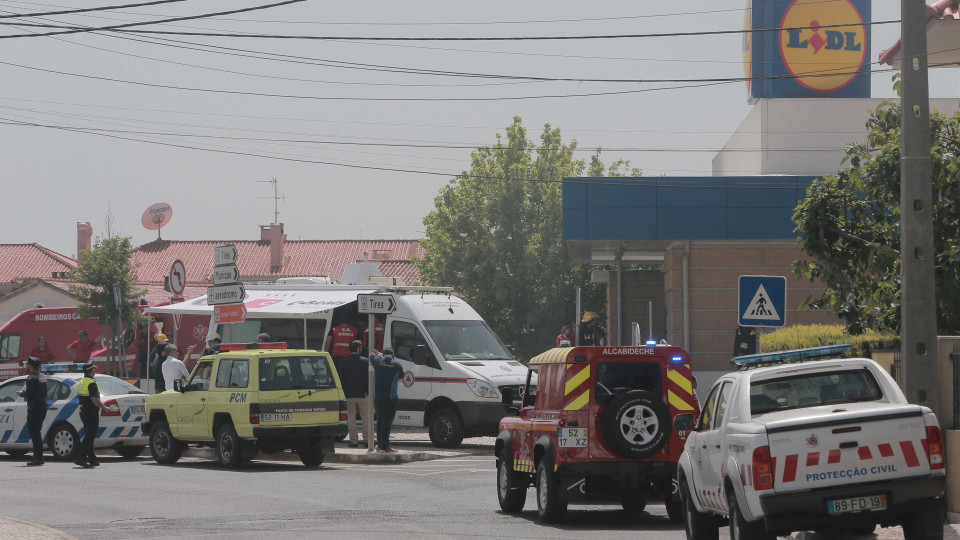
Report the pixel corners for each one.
[666,364,697,411]
[563,364,591,411]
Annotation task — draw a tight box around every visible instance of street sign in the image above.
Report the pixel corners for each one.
[112,283,122,310]
[214,304,247,323]
[357,294,396,314]
[168,259,186,295]
[207,284,246,306]
[738,275,787,328]
[215,244,238,266]
[213,264,239,285]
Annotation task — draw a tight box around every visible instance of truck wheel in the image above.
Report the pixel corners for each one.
[601,390,671,459]
[536,461,567,523]
[428,408,465,449]
[497,458,527,513]
[47,422,80,461]
[215,424,243,468]
[299,444,325,468]
[902,503,943,540]
[620,488,648,513]
[116,445,145,459]
[149,421,182,464]
[682,479,718,540]
[728,492,773,540]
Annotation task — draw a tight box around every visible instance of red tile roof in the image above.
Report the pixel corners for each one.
[880,0,960,65]
[0,244,77,285]
[130,239,425,289]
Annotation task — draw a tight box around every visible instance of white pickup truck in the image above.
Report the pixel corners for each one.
[677,345,946,540]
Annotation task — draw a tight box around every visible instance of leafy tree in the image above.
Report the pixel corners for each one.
[418,117,624,361]
[70,221,146,332]
[793,97,960,334]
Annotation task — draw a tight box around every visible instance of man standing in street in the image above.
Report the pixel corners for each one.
[370,347,403,453]
[66,330,95,363]
[339,340,371,448]
[162,343,194,391]
[151,333,169,393]
[75,361,109,468]
[577,311,607,347]
[17,357,47,466]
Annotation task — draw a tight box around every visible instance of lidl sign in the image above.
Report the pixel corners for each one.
[746,0,870,99]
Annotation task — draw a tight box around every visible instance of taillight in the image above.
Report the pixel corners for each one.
[250,403,260,425]
[753,446,774,490]
[339,400,347,422]
[926,426,944,469]
[101,399,120,417]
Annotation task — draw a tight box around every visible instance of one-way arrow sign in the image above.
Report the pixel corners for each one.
[215,244,238,266]
[213,264,239,285]
[358,293,396,314]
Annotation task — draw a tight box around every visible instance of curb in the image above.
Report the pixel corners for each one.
[0,517,77,539]
[182,445,466,465]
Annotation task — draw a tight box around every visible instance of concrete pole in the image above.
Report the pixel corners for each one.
[367,313,375,453]
[900,0,940,418]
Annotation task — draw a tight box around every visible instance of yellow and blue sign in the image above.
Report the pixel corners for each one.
[747,0,870,99]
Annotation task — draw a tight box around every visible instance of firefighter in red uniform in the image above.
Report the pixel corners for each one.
[325,320,360,372]
[359,317,385,356]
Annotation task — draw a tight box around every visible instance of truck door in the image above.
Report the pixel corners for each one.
[692,382,723,511]
[176,360,214,439]
[389,319,433,426]
[699,381,733,511]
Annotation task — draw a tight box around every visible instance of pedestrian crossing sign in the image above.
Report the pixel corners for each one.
[738,275,787,328]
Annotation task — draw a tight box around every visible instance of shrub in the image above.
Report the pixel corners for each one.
[758,324,899,358]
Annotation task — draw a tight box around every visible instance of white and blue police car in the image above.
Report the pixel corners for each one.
[0,364,148,461]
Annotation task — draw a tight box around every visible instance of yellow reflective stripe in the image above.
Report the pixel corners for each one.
[668,391,695,411]
[564,390,590,411]
[667,369,693,394]
[564,365,590,395]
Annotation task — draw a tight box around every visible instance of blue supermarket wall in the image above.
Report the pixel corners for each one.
[562,176,816,241]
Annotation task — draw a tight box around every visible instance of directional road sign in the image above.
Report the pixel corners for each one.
[215,244,238,266]
[213,264,239,285]
[358,293,396,314]
[214,304,247,323]
[112,283,122,311]
[738,275,787,328]
[207,284,246,306]
[168,259,186,295]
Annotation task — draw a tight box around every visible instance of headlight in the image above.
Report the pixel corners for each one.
[466,378,498,399]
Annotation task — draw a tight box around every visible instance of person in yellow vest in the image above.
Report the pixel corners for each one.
[75,361,109,468]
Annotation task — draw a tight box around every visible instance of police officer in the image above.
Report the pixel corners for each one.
[75,361,109,468]
[16,356,47,466]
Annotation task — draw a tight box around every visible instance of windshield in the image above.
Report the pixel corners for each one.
[749,368,883,416]
[259,356,336,391]
[422,320,511,361]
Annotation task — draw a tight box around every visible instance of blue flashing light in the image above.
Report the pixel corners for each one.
[41,363,84,373]
[671,355,684,363]
[645,340,657,346]
[732,344,852,368]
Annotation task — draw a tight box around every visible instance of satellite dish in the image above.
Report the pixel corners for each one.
[142,202,173,240]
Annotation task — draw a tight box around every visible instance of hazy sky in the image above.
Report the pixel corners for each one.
[1,1,954,257]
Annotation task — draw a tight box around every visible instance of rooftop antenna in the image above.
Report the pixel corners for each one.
[257,177,285,223]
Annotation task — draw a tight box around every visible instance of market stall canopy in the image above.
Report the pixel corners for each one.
[147,286,378,319]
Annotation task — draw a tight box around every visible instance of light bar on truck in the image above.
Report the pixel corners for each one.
[41,363,85,373]
[732,344,852,368]
[218,342,289,352]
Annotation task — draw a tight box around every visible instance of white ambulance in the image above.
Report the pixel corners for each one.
[148,283,527,448]
[678,345,945,540]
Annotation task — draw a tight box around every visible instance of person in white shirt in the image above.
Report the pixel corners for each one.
[161,343,195,390]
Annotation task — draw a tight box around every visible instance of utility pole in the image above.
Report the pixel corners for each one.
[257,177,285,223]
[900,0,940,419]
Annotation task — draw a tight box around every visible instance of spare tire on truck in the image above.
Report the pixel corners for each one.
[601,390,671,459]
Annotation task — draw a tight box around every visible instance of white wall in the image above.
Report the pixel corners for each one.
[0,287,76,326]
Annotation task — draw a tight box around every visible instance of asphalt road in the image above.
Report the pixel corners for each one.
[0,445,927,539]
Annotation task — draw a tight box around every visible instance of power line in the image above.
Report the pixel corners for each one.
[0,0,185,19]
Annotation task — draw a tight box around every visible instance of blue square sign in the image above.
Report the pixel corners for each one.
[738,275,787,328]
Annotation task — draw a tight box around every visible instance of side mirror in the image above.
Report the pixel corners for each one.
[413,344,436,367]
[692,376,698,389]
[501,387,513,406]
[674,413,694,431]
[173,380,184,393]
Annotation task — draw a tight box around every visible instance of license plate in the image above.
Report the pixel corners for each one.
[128,405,145,415]
[558,427,588,448]
[827,494,886,514]
[261,413,291,422]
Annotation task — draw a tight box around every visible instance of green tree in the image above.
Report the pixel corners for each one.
[70,227,146,332]
[418,117,622,361]
[793,97,960,334]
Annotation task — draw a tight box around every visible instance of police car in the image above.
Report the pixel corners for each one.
[677,345,945,540]
[0,364,148,461]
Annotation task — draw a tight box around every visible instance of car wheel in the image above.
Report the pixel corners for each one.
[216,424,243,468]
[497,458,527,513]
[299,444,325,467]
[5,450,28,457]
[902,502,943,540]
[149,421,183,464]
[428,408,465,449]
[47,422,80,461]
[620,487,649,513]
[116,445,146,459]
[535,461,567,523]
[728,491,773,540]
[682,479,719,540]
[664,479,684,523]
[600,390,671,459]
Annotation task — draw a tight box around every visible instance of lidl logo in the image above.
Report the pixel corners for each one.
[778,0,866,93]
